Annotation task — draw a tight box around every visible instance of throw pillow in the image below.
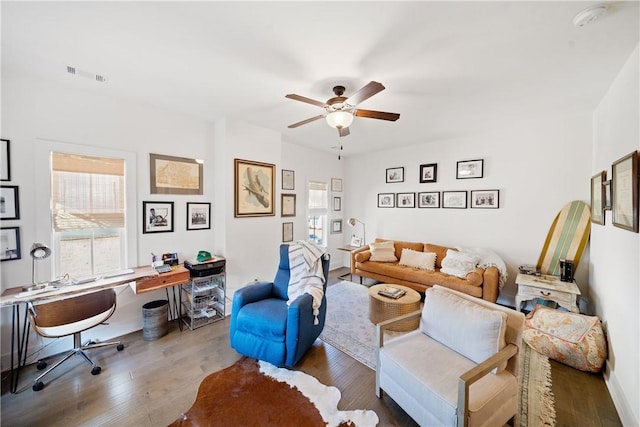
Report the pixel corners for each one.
[420,286,508,373]
[369,241,397,262]
[398,249,436,271]
[440,249,480,279]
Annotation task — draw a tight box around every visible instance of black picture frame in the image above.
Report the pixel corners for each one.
[143,201,174,234]
[612,151,639,232]
[443,191,468,208]
[186,202,211,230]
[419,163,437,183]
[1,139,10,181]
[396,192,416,208]
[331,219,343,234]
[377,193,395,208]
[456,159,484,179]
[470,190,500,209]
[590,171,606,225]
[418,192,440,208]
[0,185,20,220]
[386,167,404,183]
[604,180,612,211]
[0,226,21,261]
[333,196,341,212]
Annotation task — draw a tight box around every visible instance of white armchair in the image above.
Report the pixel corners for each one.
[376,285,525,427]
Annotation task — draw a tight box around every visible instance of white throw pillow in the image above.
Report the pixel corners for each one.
[369,241,397,262]
[420,287,508,373]
[399,249,436,271]
[440,249,480,278]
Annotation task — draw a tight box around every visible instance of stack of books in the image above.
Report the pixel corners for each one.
[377,286,406,299]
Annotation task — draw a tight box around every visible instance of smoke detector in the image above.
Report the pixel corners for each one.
[573,4,608,27]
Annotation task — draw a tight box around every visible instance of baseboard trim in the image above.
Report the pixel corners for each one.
[603,360,638,426]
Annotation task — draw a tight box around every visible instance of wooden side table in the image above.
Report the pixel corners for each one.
[515,273,580,312]
[337,245,361,281]
[368,284,421,331]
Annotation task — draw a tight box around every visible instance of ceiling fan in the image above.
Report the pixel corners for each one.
[286,81,400,137]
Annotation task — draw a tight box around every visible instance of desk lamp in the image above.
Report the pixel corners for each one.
[348,217,366,247]
[30,242,52,288]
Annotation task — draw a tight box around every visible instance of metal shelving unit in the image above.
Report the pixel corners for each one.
[181,272,225,330]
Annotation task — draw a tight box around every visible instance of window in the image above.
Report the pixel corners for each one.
[51,153,126,277]
[307,180,328,246]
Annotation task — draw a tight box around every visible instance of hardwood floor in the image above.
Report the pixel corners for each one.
[0,268,620,426]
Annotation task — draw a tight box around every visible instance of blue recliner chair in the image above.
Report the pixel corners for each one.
[229,244,330,367]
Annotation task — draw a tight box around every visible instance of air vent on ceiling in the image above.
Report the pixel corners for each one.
[66,65,107,83]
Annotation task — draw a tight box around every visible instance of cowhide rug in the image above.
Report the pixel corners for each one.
[169,357,379,427]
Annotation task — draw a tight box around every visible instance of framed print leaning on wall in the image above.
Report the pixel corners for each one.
[234,158,275,217]
[611,151,638,232]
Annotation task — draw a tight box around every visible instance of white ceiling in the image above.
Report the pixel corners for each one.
[2,1,639,157]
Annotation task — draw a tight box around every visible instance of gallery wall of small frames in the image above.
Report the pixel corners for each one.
[380,160,500,209]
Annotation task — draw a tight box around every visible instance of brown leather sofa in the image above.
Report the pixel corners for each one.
[351,238,500,302]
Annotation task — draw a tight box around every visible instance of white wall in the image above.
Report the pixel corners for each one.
[343,112,593,304]
[0,72,216,367]
[592,44,639,426]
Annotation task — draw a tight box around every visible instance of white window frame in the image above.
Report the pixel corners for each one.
[35,139,138,279]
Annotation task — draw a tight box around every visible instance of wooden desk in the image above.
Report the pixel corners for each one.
[515,273,580,312]
[1,265,191,393]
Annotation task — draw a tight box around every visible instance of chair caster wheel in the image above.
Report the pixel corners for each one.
[91,366,102,375]
[117,344,124,351]
[36,361,47,370]
[33,381,44,391]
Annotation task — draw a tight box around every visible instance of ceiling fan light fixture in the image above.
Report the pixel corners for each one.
[326,110,353,129]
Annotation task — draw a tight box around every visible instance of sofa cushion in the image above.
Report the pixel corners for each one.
[420,287,507,373]
[440,249,480,279]
[369,241,397,262]
[399,249,436,271]
[424,244,456,268]
[375,238,424,260]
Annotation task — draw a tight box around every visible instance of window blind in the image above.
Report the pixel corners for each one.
[52,153,125,231]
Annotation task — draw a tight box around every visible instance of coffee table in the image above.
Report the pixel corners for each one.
[368,284,421,332]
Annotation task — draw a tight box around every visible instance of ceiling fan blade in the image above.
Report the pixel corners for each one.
[285,94,327,108]
[346,81,385,105]
[338,127,350,137]
[355,109,400,121]
[288,114,325,128]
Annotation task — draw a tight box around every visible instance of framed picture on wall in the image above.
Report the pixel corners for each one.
[443,191,468,208]
[150,153,203,195]
[396,192,415,208]
[456,159,483,179]
[333,196,341,211]
[281,193,296,217]
[590,171,606,225]
[419,163,437,183]
[1,139,10,181]
[234,158,275,217]
[186,202,211,230]
[331,178,343,192]
[386,167,404,183]
[282,169,295,190]
[471,190,499,209]
[0,186,20,220]
[143,201,174,233]
[282,222,293,242]
[611,151,638,232]
[378,193,395,208]
[418,192,440,208]
[331,219,343,234]
[0,226,21,261]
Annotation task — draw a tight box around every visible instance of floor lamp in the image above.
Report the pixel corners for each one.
[348,217,366,247]
[30,242,52,289]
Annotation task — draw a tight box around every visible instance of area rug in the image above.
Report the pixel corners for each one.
[169,357,379,427]
[321,280,556,426]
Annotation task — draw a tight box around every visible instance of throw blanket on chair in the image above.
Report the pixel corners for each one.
[288,241,326,325]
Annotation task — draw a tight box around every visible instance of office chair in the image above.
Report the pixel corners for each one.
[28,288,124,391]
